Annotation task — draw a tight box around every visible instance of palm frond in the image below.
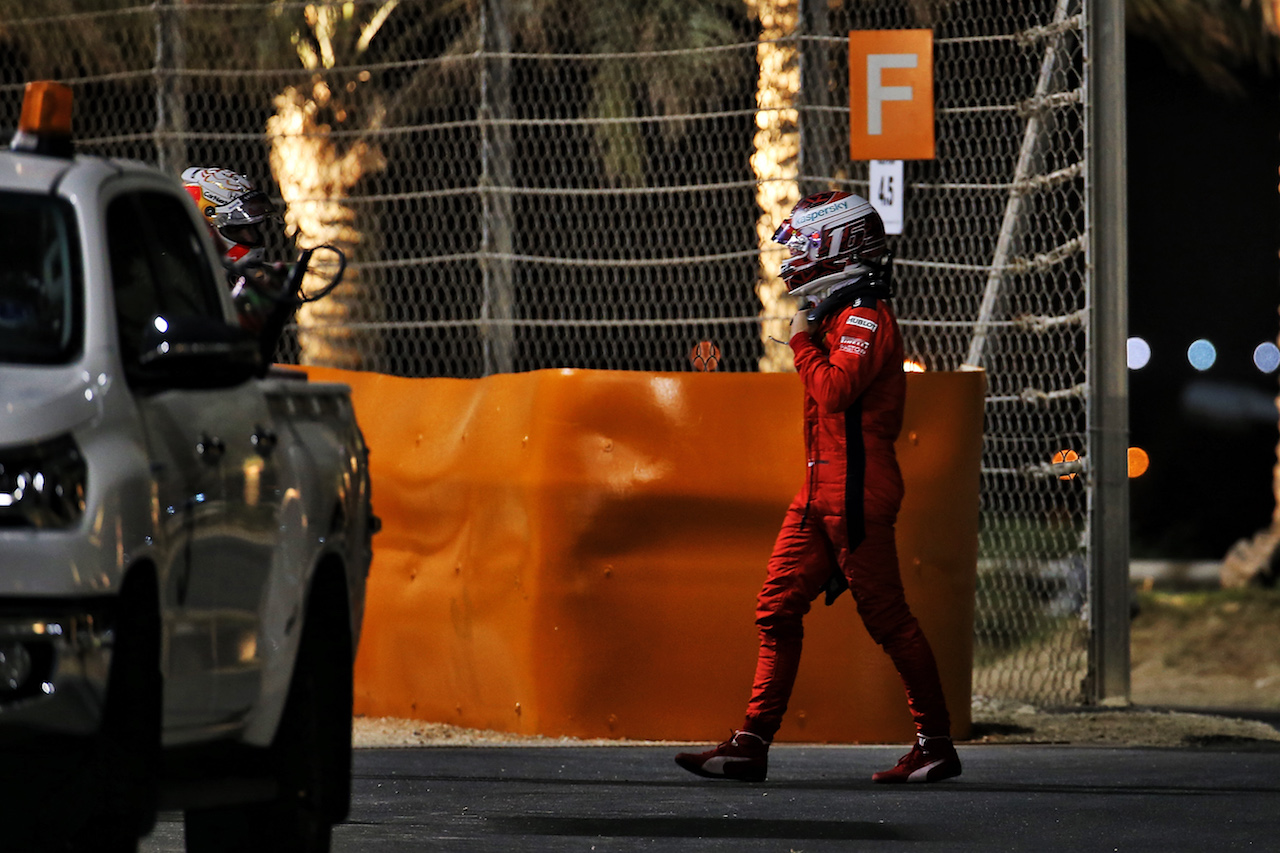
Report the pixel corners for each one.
[1128,0,1280,93]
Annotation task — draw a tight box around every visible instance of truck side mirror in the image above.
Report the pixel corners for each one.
[250,245,347,376]
[129,314,263,391]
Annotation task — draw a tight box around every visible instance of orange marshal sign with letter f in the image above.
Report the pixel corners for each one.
[849,29,935,161]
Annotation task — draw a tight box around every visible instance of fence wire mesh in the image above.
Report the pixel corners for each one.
[0,0,1093,706]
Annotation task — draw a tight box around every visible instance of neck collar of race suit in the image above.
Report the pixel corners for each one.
[805,276,893,325]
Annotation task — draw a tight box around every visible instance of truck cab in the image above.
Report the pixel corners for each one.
[0,82,375,852]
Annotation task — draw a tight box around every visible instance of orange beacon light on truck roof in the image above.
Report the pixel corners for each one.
[10,81,74,157]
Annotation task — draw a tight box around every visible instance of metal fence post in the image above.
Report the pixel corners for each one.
[963,0,1073,369]
[797,0,836,198]
[153,0,187,172]
[480,0,515,376]
[1086,0,1130,704]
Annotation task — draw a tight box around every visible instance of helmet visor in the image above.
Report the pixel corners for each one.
[211,190,278,228]
[219,222,266,249]
[771,220,795,246]
[773,221,816,261]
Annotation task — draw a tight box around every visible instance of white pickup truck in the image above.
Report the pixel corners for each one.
[0,83,376,852]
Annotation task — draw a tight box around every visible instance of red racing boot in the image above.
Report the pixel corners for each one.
[674,731,769,782]
[871,734,962,783]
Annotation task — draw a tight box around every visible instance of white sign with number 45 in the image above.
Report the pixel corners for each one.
[869,159,904,235]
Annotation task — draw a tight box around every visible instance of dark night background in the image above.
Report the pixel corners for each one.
[1127,34,1280,559]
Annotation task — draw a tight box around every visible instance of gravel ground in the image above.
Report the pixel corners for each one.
[965,702,1280,748]
[352,703,1280,750]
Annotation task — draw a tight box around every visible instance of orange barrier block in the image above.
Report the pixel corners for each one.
[307,367,984,743]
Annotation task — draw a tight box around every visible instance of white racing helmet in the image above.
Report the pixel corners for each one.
[181,166,280,268]
[772,191,890,299]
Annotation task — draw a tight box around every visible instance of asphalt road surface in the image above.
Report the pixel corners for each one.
[141,742,1280,851]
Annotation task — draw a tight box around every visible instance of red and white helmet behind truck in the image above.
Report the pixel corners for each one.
[181,166,279,270]
[772,191,889,300]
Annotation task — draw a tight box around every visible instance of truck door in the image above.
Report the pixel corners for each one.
[108,188,278,731]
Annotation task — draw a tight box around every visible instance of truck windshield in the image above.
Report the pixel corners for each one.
[0,193,81,364]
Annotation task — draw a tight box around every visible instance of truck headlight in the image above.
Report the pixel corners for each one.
[0,434,87,529]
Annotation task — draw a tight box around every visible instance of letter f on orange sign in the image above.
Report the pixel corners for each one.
[849,30,934,160]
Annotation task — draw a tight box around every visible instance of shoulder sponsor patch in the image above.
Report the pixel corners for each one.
[838,335,871,355]
[846,315,878,332]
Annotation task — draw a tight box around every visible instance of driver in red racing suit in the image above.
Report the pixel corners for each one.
[181,166,288,334]
[675,191,961,785]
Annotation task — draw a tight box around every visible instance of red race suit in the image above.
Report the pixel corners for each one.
[742,291,951,741]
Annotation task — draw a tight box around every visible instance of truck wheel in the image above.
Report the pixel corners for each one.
[70,575,162,852]
[185,582,352,853]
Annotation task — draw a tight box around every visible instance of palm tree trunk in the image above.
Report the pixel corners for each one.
[266,85,385,369]
[748,0,801,372]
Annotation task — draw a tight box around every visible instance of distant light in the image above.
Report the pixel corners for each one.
[1127,337,1151,369]
[1052,449,1079,481]
[903,358,926,373]
[153,316,169,333]
[1187,339,1217,371]
[1128,447,1149,478]
[1253,342,1280,373]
